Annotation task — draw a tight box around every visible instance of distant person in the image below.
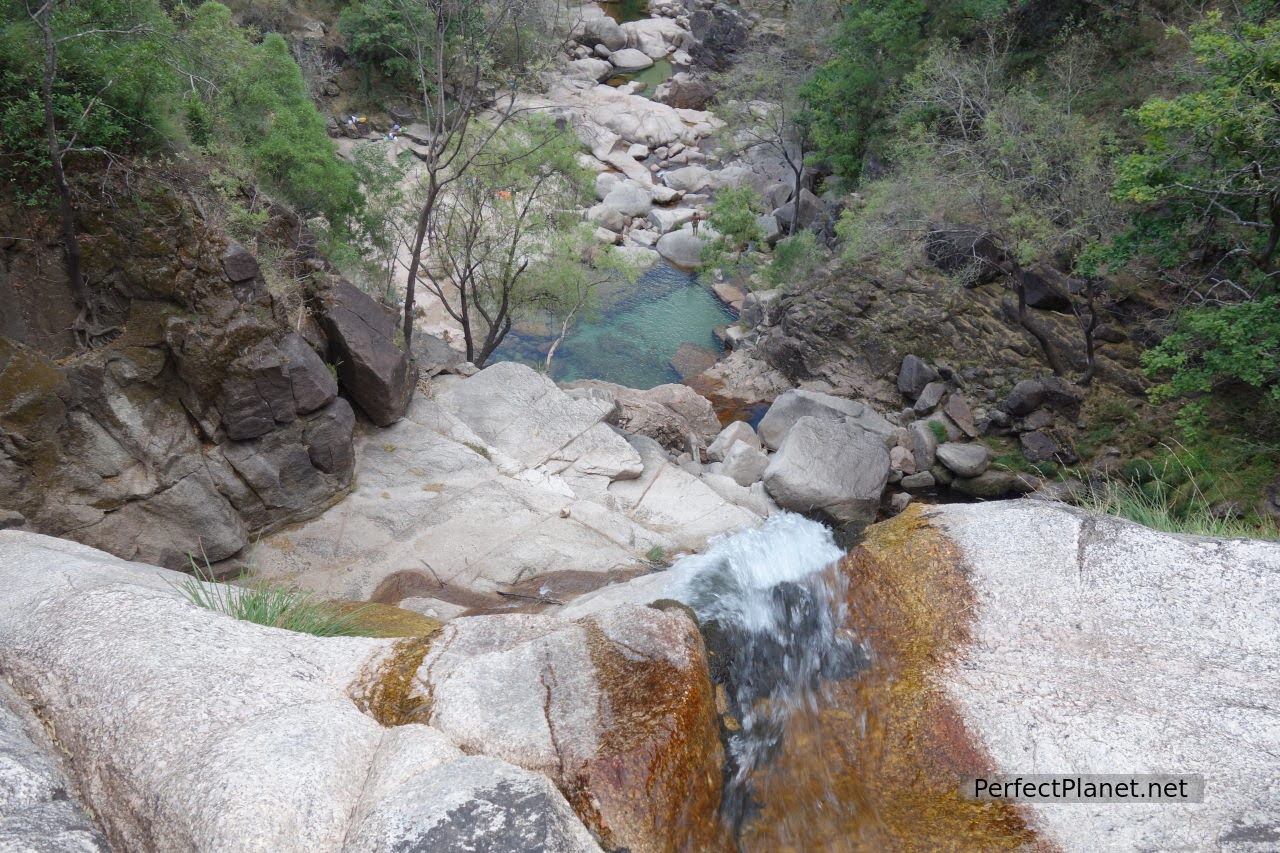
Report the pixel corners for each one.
[691,210,702,235]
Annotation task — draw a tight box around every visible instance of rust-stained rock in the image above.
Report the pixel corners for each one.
[740,505,1035,852]
[416,606,730,853]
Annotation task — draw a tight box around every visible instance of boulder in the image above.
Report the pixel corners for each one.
[1020,265,1074,312]
[609,48,654,72]
[900,470,935,490]
[418,608,727,852]
[656,72,715,110]
[566,57,614,84]
[1019,430,1078,465]
[906,420,938,470]
[561,380,722,453]
[1003,376,1083,418]
[410,331,465,378]
[950,470,1035,498]
[655,228,707,268]
[889,445,916,475]
[720,441,770,487]
[943,392,981,438]
[602,182,653,217]
[850,502,1280,851]
[435,363,638,477]
[758,388,894,450]
[935,442,991,478]
[594,171,621,201]
[586,203,625,233]
[706,421,761,462]
[0,531,605,852]
[622,17,687,58]
[912,381,946,414]
[897,354,939,399]
[772,188,826,232]
[762,417,890,526]
[220,242,260,282]
[647,207,695,234]
[576,14,626,51]
[314,278,416,427]
[663,166,716,193]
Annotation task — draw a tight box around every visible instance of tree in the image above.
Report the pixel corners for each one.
[1114,12,1280,432]
[337,0,572,352]
[712,2,834,233]
[418,116,594,367]
[176,3,361,228]
[0,0,172,342]
[837,34,1120,381]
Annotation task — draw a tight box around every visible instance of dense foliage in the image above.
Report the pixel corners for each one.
[0,0,358,226]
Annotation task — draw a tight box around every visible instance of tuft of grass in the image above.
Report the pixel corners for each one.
[176,556,382,637]
[927,420,948,442]
[645,545,668,566]
[1075,447,1278,540]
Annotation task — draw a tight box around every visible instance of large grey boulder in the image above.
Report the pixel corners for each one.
[608,48,654,72]
[757,388,895,450]
[647,207,695,234]
[655,228,707,268]
[928,501,1280,852]
[720,441,769,487]
[762,417,890,526]
[662,166,716,193]
[587,203,626,233]
[435,362,639,478]
[0,679,109,851]
[418,607,725,852]
[576,14,626,51]
[314,278,416,427]
[601,181,653,217]
[936,442,991,478]
[706,420,761,462]
[897,354,939,399]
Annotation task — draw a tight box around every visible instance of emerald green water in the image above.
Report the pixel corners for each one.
[601,0,649,23]
[493,260,734,389]
[607,59,674,99]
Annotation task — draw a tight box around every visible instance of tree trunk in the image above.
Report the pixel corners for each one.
[1002,261,1069,377]
[403,178,441,353]
[37,3,88,325]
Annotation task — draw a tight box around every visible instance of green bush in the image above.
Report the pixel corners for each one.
[767,232,822,289]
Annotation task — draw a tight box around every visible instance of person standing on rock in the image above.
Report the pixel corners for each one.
[691,210,702,235]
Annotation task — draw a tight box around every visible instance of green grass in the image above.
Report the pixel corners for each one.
[927,420,947,442]
[1074,446,1278,539]
[176,556,382,637]
[645,545,668,566]
[1077,479,1276,539]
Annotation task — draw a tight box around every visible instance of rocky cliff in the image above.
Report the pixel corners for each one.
[0,171,415,568]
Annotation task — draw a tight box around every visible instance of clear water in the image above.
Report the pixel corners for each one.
[493,259,734,389]
[607,59,674,100]
[601,0,649,23]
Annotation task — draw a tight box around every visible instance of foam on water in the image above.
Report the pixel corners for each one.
[664,513,865,830]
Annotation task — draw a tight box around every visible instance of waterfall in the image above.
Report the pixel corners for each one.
[665,512,867,832]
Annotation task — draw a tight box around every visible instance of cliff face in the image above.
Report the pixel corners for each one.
[0,174,377,568]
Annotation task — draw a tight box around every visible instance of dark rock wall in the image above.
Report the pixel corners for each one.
[0,182,410,569]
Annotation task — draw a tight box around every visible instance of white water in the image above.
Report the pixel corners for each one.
[664,513,864,827]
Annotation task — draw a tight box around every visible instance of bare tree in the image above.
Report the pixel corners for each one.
[363,0,574,351]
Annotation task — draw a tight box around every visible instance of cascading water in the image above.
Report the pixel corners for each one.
[663,513,869,837]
